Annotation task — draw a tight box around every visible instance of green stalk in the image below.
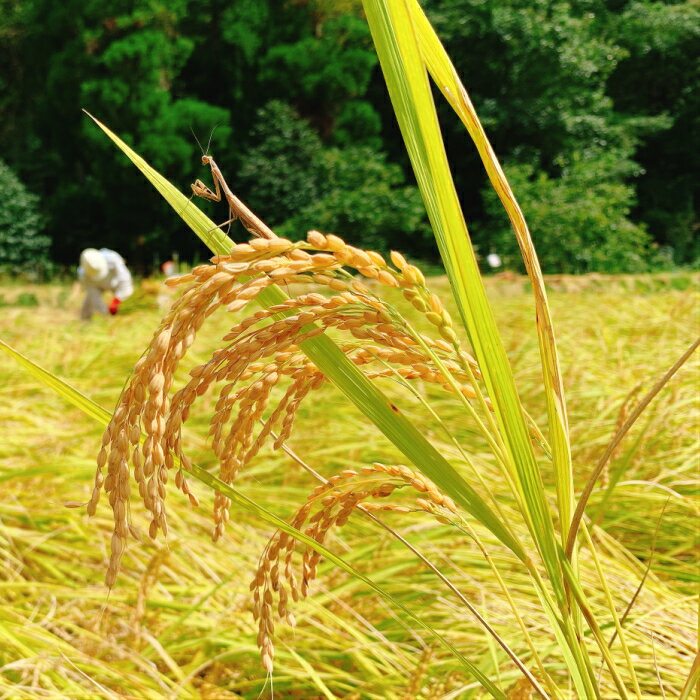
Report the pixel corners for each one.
[407,0,573,538]
[581,522,642,698]
[560,554,631,698]
[361,0,563,609]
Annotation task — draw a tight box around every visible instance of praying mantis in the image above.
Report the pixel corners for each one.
[191,154,277,242]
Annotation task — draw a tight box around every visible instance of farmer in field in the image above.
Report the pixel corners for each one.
[78,248,133,320]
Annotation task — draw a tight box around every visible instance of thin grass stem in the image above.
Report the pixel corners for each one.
[580,521,641,698]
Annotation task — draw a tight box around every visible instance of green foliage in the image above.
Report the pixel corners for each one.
[332,99,383,149]
[15,292,40,307]
[609,0,700,264]
[261,15,378,135]
[239,101,431,254]
[482,149,653,273]
[282,146,431,254]
[77,4,232,254]
[428,0,634,165]
[238,101,326,225]
[80,11,233,177]
[0,0,234,267]
[0,0,696,270]
[427,0,696,269]
[0,160,50,275]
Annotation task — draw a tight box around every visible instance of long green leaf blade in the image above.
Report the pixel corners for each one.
[360,0,561,600]
[82,112,525,560]
[408,0,574,537]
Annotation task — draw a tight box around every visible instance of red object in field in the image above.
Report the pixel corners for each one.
[109,297,121,315]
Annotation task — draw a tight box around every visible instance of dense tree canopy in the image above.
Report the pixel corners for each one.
[0,0,696,273]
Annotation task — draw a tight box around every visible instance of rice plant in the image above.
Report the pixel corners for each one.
[2,0,698,698]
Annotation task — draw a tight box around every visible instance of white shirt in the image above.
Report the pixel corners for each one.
[78,248,134,300]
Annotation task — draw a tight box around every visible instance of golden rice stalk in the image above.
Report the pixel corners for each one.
[89,112,526,562]
[250,462,459,672]
[88,233,487,586]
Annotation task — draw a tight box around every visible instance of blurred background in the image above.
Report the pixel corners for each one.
[0,0,698,277]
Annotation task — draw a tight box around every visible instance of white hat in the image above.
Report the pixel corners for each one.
[486,253,502,269]
[80,248,108,282]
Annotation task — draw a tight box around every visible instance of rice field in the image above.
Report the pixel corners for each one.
[0,273,698,699]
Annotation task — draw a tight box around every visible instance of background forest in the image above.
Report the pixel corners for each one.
[0,0,698,275]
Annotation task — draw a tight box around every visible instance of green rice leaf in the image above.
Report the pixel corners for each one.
[286,649,338,700]
[360,0,562,601]
[560,554,631,698]
[678,651,700,700]
[407,0,574,538]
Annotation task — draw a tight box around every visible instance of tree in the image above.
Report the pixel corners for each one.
[282,146,431,255]
[425,0,682,270]
[1,0,231,268]
[261,14,379,141]
[609,1,700,263]
[239,101,432,255]
[0,0,695,271]
[482,149,652,273]
[237,101,327,226]
[0,159,50,275]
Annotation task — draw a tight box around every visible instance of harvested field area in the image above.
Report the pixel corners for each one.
[1,274,698,699]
